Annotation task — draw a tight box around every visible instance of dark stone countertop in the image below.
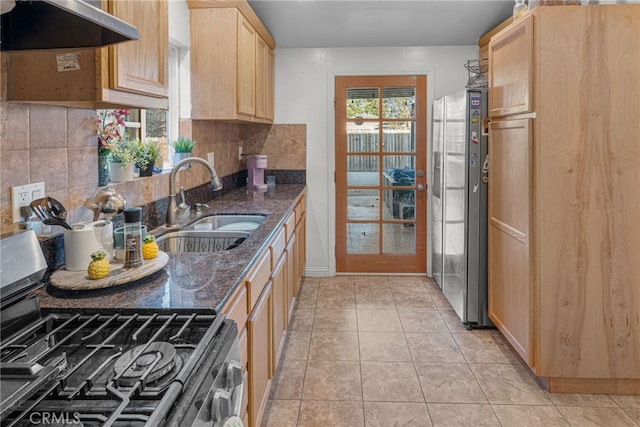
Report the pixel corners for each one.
[34,185,306,314]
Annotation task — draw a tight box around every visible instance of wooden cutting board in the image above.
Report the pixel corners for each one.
[50,251,169,290]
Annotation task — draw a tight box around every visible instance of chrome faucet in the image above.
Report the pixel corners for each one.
[166,157,223,228]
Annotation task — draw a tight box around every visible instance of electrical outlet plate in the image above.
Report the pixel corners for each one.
[207,152,215,165]
[238,146,244,161]
[11,182,45,223]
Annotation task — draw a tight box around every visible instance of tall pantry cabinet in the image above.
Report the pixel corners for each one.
[488,5,640,394]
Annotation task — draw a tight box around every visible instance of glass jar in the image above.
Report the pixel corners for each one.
[514,0,527,19]
[123,207,143,268]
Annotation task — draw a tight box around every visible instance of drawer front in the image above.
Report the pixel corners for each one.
[284,211,295,243]
[269,226,286,269]
[246,248,272,310]
[294,194,306,224]
[224,285,248,331]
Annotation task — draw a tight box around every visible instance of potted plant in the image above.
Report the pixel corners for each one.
[108,138,137,182]
[171,136,196,166]
[135,139,160,177]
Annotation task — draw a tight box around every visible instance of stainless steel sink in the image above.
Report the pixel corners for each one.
[184,214,266,231]
[156,230,251,253]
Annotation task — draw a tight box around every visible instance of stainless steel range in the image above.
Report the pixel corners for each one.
[0,231,243,427]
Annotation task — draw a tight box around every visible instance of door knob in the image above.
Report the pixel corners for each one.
[417,184,425,192]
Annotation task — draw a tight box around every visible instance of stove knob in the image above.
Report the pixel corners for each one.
[226,361,243,389]
[212,389,232,422]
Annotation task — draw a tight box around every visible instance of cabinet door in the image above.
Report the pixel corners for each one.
[110,0,168,97]
[488,15,534,118]
[266,47,275,121]
[488,118,533,365]
[237,12,256,116]
[285,235,296,322]
[271,255,287,372]
[255,35,268,120]
[248,281,272,427]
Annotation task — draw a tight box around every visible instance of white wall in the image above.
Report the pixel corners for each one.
[273,46,478,277]
[168,0,192,119]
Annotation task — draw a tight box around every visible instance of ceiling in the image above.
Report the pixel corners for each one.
[247,1,514,49]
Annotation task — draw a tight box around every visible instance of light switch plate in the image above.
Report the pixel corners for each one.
[11,182,45,223]
[207,152,215,165]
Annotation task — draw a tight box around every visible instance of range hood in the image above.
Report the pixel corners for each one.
[1,0,138,51]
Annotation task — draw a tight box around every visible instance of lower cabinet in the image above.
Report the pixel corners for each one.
[247,281,272,427]
[224,191,307,426]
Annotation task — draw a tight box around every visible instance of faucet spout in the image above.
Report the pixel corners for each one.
[166,157,223,228]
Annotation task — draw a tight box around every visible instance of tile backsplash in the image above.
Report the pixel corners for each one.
[0,101,307,235]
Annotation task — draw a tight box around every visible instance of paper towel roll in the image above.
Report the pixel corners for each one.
[63,221,113,271]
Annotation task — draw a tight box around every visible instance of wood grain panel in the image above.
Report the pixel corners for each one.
[237,12,256,116]
[255,35,268,120]
[246,248,271,310]
[488,118,532,365]
[488,15,534,118]
[248,281,272,427]
[535,5,640,379]
[110,0,168,97]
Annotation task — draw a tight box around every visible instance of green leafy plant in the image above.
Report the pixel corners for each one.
[135,139,160,170]
[170,136,196,153]
[108,137,137,166]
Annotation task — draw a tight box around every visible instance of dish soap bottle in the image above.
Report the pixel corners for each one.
[514,0,527,20]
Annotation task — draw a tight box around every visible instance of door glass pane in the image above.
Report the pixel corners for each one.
[347,127,378,152]
[347,190,379,220]
[383,223,415,254]
[383,155,415,177]
[347,155,379,186]
[382,121,414,153]
[347,87,379,119]
[382,188,415,220]
[382,87,415,119]
[347,223,379,254]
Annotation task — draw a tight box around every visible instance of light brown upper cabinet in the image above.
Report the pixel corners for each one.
[488,14,534,118]
[3,0,168,109]
[488,5,640,395]
[188,0,275,123]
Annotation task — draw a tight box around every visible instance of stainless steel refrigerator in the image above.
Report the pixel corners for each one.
[431,89,491,328]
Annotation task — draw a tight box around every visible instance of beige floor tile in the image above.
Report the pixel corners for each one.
[298,401,364,427]
[427,403,500,427]
[269,359,307,400]
[428,290,454,311]
[415,363,487,404]
[453,332,521,364]
[302,360,362,401]
[388,276,429,290]
[358,331,412,362]
[317,283,356,308]
[313,308,357,331]
[289,307,315,331]
[309,331,359,361]
[357,309,403,332]
[556,406,638,427]
[356,286,395,309]
[547,393,618,407]
[364,402,432,427]
[392,288,437,309]
[282,330,311,360]
[261,400,300,427]
[405,332,465,363]
[469,363,551,405]
[361,361,424,402]
[625,408,640,424]
[297,281,319,307]
[439,308,473,334]
[492,405,569,426]
[319,276,355,286]
[398,309,448,333]
[354,276,389,288]
[424,278,440,291]
[612,395,640,409]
